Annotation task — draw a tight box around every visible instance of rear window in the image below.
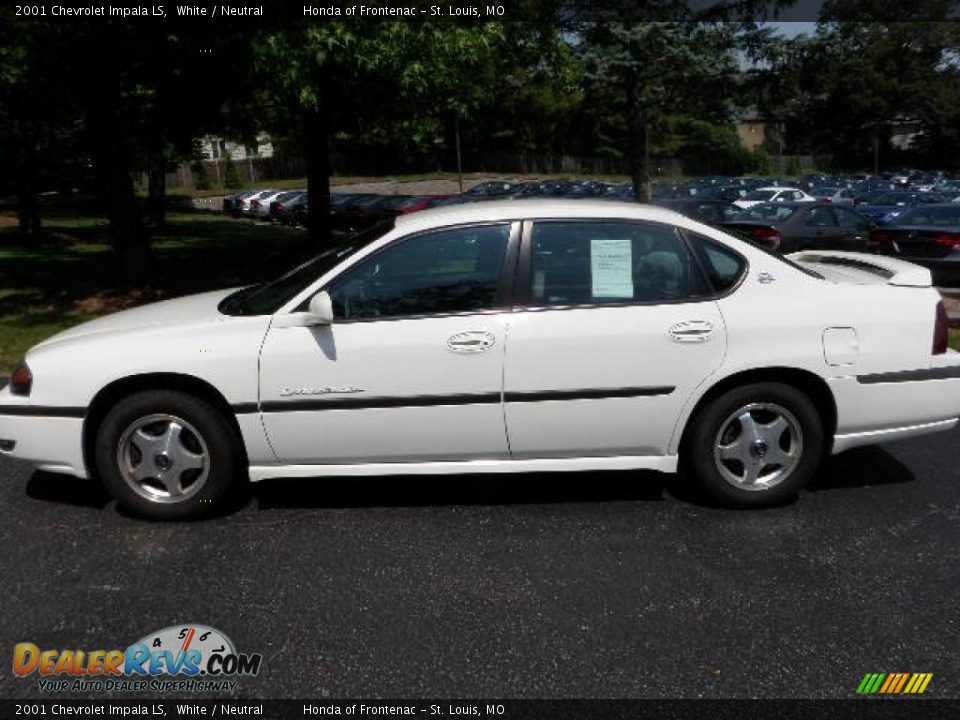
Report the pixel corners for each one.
[738,204,797,222]
[896,206,960,226]
[688,235,747,293]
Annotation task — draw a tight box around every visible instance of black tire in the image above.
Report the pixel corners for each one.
[94,390,244,520]
[682,382,825,508]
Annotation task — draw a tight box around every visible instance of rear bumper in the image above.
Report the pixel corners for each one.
[0,412,87,478]
[829,359,960,453]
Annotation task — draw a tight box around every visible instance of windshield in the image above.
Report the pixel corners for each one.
[219,221,394,316]
[743,190,776,201]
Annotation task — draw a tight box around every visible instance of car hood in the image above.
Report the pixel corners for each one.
[34,288,240,349]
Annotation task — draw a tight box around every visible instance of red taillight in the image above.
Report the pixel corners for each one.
[933,301,949,355]
[935,232,960,248]
[10,362,32,396]
[868,230,891,249]
[752,226,784,248]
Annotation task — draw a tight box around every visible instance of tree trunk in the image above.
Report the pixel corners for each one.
[628,94,651,203]
[16,125,42,237]
[90,106,152,285]
[147,141,166,228]
[106,166,152,285]
[304,106,333,246]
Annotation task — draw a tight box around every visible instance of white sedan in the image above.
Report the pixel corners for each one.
[2,200,959,519]
[734,187,816,209]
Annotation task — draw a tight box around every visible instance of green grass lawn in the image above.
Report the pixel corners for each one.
[0,204,321,373]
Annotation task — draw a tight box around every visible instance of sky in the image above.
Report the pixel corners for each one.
[768,21,818,37]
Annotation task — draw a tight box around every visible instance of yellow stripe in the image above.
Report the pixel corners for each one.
[917,673,933,694]
[893,673,910,693]
[880,674,896,693]
[904,674,921,693]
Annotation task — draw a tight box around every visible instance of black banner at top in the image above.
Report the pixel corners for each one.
[10,0,960,23]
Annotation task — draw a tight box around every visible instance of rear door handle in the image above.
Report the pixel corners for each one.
[447,331,496,353]
[669,320,715,343]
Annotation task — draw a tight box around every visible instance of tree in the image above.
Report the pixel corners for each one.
[0,13,77,237]
[764,18,960,170]
[577,21,744,200]
[254,22,505,245]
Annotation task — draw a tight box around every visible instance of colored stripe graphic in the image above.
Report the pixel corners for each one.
[857,673,932,694]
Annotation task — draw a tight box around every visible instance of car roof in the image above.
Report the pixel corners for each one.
[392,198,690,231]
[756,186,800,192]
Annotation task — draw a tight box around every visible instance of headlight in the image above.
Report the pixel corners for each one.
[9,362,32,396]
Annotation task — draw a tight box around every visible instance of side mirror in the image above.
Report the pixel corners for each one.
[306,291,334,325]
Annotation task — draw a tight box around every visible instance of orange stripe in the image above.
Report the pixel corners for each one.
[880,674,896,693]
[893,673,910,693]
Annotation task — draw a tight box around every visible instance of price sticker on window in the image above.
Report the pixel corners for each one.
[591,239,634,299]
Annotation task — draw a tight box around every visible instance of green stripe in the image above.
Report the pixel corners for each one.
[868,673,887,693]
[856,674,874,693]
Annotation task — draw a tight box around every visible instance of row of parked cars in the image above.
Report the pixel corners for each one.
[221,179,637,232]
[221,172,960,286]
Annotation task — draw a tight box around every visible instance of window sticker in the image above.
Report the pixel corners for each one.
[590,239,634,298]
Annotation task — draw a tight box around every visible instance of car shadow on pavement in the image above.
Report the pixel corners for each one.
[21,445,913,515]
[25,471,113,509]
[252,469,677,511]
[807,445,914,492]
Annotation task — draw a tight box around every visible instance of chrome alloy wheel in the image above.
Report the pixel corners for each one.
[713,403,803,491]
[116,414,210,503]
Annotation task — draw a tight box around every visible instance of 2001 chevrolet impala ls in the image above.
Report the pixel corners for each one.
[2,200,959,519]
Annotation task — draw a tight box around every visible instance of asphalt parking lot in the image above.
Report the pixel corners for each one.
[1,428,958,701]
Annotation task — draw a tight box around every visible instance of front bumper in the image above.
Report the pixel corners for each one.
[0,410,88,478]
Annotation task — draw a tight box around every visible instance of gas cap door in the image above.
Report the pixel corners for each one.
[822,327,859,367]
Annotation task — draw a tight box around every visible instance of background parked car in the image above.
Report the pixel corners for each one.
[855,191,949,224]
[871,204,960,286]
[222,189,257,215]
[810,185,857,205]
[651,198,742,227]
[235,189,278,217]
[722,202,874,252]
[733,187,815,209]
[249,189,289,219]
[270,190,307,224]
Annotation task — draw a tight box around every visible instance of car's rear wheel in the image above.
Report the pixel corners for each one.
[94,390,243,520]
[684,382,824,507]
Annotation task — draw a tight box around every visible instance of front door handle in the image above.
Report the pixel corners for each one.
[669,320,715,343]
[447,331,496,353]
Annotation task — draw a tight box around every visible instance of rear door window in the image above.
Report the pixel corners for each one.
[528,221,710,306]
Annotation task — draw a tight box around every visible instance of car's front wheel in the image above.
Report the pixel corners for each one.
[94,390,244,520]
[684,382,825,507]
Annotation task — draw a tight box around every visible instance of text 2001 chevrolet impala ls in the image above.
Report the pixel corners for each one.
[2,200,959,519]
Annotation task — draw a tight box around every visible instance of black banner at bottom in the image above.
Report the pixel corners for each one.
[2,700,960,720]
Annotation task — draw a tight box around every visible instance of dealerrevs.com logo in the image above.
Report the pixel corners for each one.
[13,625,262,693]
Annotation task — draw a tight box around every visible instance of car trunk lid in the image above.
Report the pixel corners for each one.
[785,250,933,287]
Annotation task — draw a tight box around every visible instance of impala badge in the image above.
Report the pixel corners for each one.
[280,386,365,397]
